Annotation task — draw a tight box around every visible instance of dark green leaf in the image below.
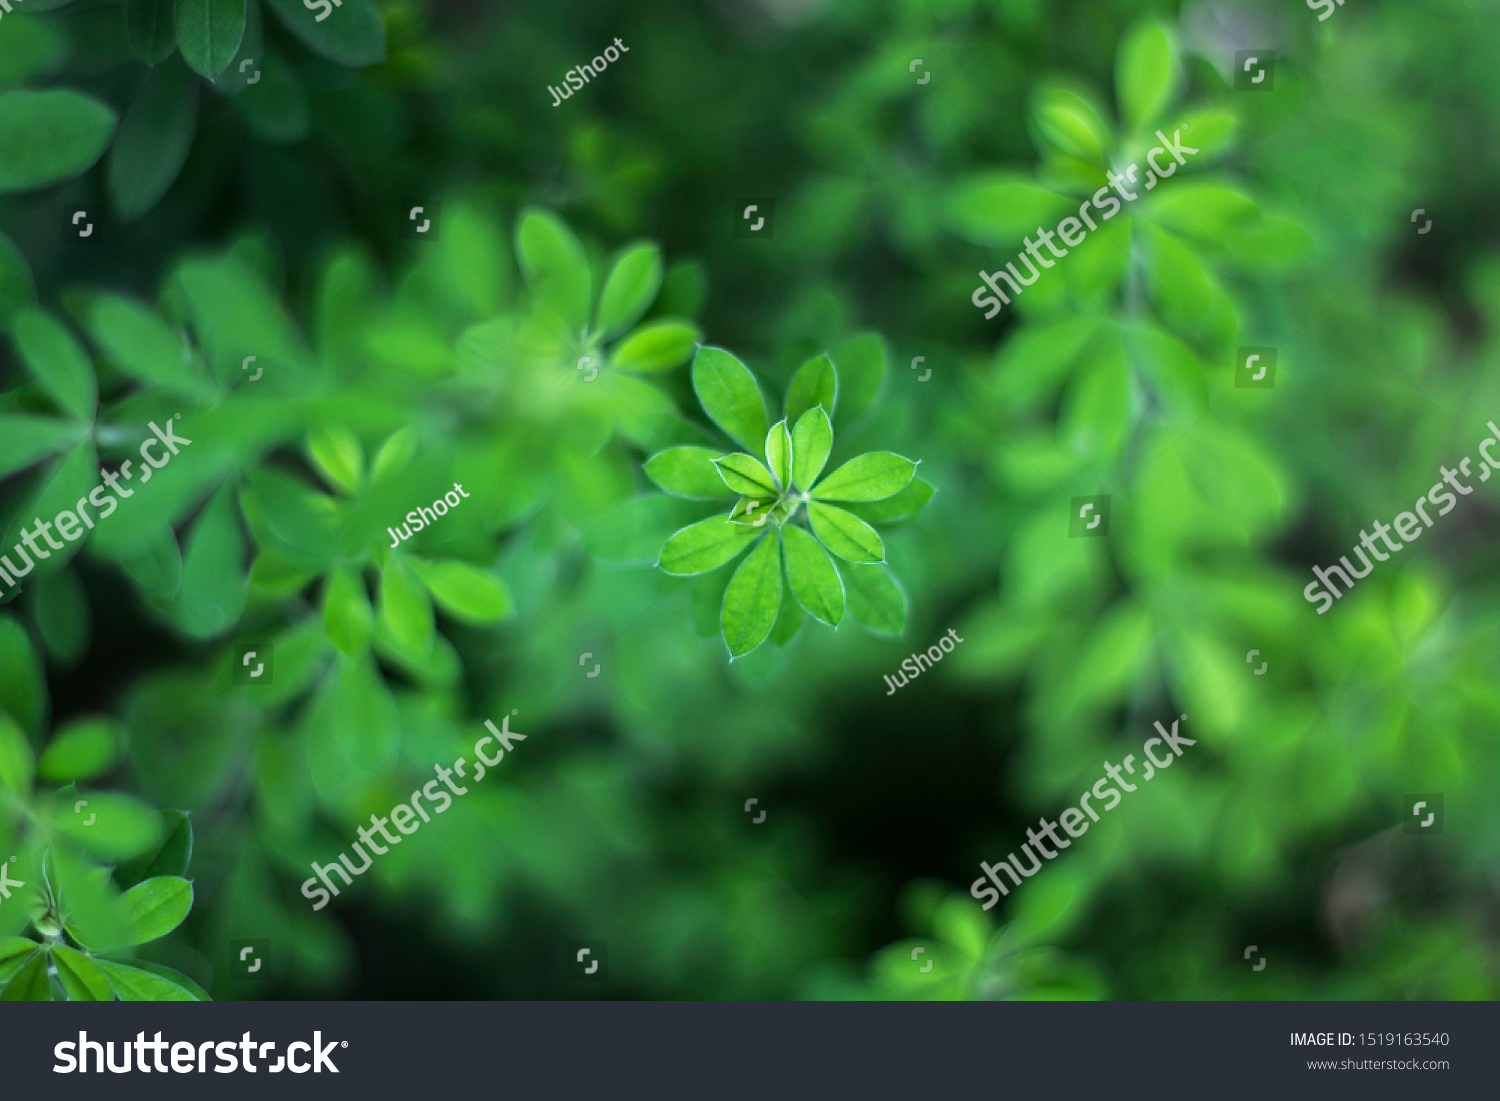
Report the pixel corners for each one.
[844,562,907,636]
[831,333,886,427]
[0,618,45,736]
[0,229,37,331]
[262,0,386,67]
[0,90,116,194]
[170,484,246,639]
[14,308,97,420]
[127,0,178,64]
[0,415,88,479]
[115,809,193,889]
[233,51,310,144]
[108,56,198,221]
[32,564,91,664]
[176,0,246,79]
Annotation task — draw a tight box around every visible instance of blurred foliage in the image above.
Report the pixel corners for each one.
[0,0,1497,1001]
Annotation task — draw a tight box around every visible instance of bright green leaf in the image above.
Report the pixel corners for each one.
[380,556,434,656]
[308,424,364,496]
[782,524,844,626]
[596,243,662,339]
[644,447,732,498]
[714,452,777,497]
[96,959,197,1001]
[116,877,192,946]
[811,452,917,502]
[659,513,761,576]
[52,946,111,1001]
[720,532,780,658]
[516,208,592,331]
[37,717,118,783]
[1116,19,1177,133]
[323,565,373,656]
[408,558,514,624]
[0,712,33,794]
[692,345,768,453]
[612,320,700,372]
[765,420,791,490]
[784,352,838,423]
[807,502,885,562]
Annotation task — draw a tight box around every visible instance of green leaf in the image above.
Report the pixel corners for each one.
[516,208,592,331]
[811,451,917,502]
[0,229,37,330]
[333,652,400,770]
[96,959,197,1001]
[596,243,662,339]
[115,809,193,889]
[371,427,417,483]
[323,565,373,656]
[764,420,791,490]
[843,563,907,636]
[1141,222,1211,332]
[0,951,48,1000]
[108,56,198,221]
[1145,183,1258,242]
[1116,19,1177,133]
[307,424,364,496]
[233,51,310,144]
[380,556,434,656]
[644,447,731,498]
[53,946,112,1001]
[127,0,179,64]
[727,496,777,528]
[720,533,780,658]
[102,959,207,1000]
[0,939,37,984]
[176,0,246,79]
[770,586,805,645]
[831,333,886,427]
[659,513,761,576]
[14,309,96,420]
[692,345,768,453]
[846,476,935,525]
[945,173,1074,248]
[171,484,247,639]
[116,876,192,945]
[1031,84,1113,166]
[408,558,514,624]
[782,524,844,626]
[0,440,97,583]
[713,452,778,497]
[586,496,717,564]
[38,717,119,783]
[0,712,33,794]
[53,793,162,860]
[612,320,700,372]
[32,565,91,664]
[790,407,833,492]
[0,414,87,479]
[262,0,386,67]
[0,90,117,194]
[82,294,203,396]
[784,352,838,423]
[807,501,885,563]
[0,616,46,736]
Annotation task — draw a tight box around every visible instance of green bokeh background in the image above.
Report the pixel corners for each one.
[1,0,1497,1000]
